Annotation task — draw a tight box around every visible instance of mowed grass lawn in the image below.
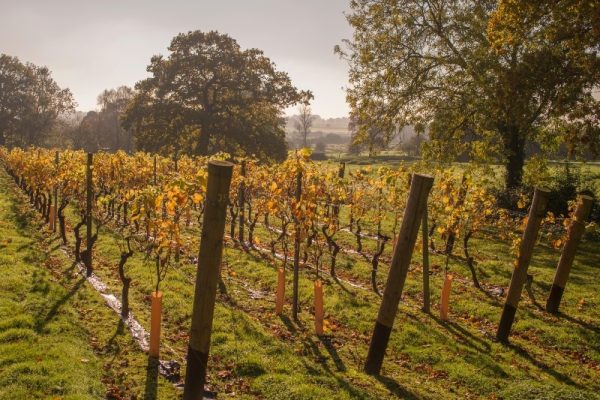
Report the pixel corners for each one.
[0,173,104,398]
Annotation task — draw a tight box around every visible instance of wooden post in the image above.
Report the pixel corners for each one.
[292,170,302,321]
[332,162,345,218]
[496,187,550,343]
[364,174,434,375]
[183,160,233,400]
[275,268,285,315]
[546,195,593,314]
[440,274,453,321]
[153,154,157,186]
[314,280,324,335]
[51,151,59,232]
[422,207,430,313]
[238,161,246,243]
[85,153,93,276]
[149,291,163,358]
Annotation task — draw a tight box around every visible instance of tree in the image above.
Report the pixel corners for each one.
[337,0,600,191]
[347,112,390,156]
[0,54,75,147]
[294,103,315,148]
[123,30,310,160]
[96,86,135,152]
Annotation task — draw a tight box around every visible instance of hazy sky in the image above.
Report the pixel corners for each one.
[0,0,353,118]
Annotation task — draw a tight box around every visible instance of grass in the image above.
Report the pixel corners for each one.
[0,172,103,399]
[2,164,600,399]
[0,170,181,399]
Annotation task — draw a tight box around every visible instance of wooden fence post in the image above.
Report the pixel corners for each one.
[332,162,345,218]
[85,153,93,276]
[546,195,593,314]
[496,187,550,342]
[183,160,233,400]
[292,170,302,322]
[364,174,434,375]
[422,207,430,313]
[153,154,157,186]
[50,151,59,232]
[238,160,246,243]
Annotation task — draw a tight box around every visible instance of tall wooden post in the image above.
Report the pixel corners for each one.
[546,195,593,314]
[183,160,233,400]
[238,161,246,243]
[422,207,430,313]
[332,162,345,219]
[292,170,302,321]
[52,151,59,232]
[496,187,550,342]
[153,154,157,186]
[364,174,434,375]
[85,153,93,276]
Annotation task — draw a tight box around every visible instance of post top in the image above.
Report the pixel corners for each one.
[413,173,434,180]
[535,186,551,194]
[208,160,234,168]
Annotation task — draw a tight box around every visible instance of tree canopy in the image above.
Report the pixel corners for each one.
[123,30,310,161]
[338,0,600,190]
[0,54,75,147]
[72,86,135,153]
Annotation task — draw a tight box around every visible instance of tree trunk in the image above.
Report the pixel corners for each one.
[504,125,525,191]
[197,131,210,155]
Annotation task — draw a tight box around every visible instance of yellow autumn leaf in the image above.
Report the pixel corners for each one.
[192,193,203,204]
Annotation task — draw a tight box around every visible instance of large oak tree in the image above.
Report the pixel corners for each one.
[0,54,75,147]
[123,30,310,160]
[338,0,600,190]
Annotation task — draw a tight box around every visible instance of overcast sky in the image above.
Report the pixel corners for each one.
[0,0,353,118]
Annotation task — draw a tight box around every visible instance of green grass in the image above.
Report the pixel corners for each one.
[0,171,180,399]
[0,173,103,399]
[2,164,600,399]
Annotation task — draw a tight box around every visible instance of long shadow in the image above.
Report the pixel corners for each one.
[34,275,86,333]
[318,336,347,372]
[506,342,580,387]
[558,312,600,335]
[300,337,396,400]
[330,275,357,297]
[105,319,125,353]
[439,317,491,353]
[374,375,419,400]
[421,313,491,353]
[144,356,159,400]
[279,314,300,334]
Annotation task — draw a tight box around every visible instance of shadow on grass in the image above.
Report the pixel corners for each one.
[374,374,419,400]
[279,314,302,333]
[300,336,400,399]
[430,314,492,354]
[34,275,86,333]
[144,356,159,400]
[559,312,600,335]
[318,335,347,372]
[506,341,580,387]
[329,275,358,297]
